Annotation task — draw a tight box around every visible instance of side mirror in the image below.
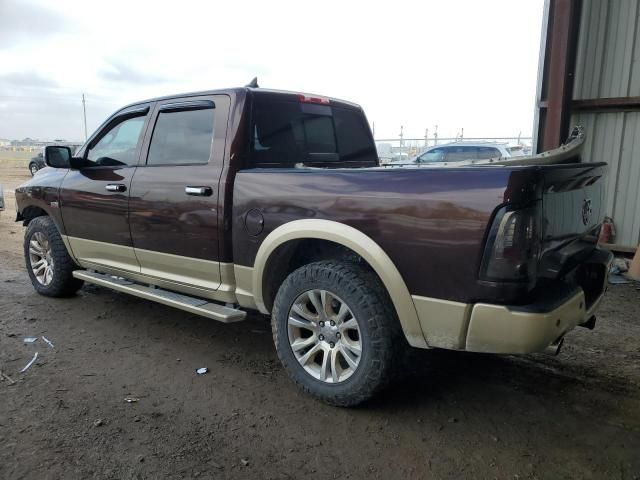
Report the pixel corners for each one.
[44,146,72,168]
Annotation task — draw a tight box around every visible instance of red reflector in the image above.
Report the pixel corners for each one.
[298,94,330,105]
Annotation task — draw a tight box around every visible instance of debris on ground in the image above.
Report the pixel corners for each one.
[609,274,631,285]
[124,397,139,403]
[23,337,37,344]
[41,336,54,348]
[196,367,209,375]
[612,257,629,273]
[240,458,249,466]
[93,419,103,427]
[1,370,16,385]
[20,352,38,373]
[609,257,632,284]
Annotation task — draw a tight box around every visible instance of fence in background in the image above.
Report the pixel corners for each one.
[375,136,533,163]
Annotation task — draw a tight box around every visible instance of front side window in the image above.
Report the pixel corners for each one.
[86,116,146,166]
[418,148,445,162]
[147,108,215,166]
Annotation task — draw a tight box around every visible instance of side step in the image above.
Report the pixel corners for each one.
[73,270,246,323]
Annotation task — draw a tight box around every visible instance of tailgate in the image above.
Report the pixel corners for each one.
[538,162,608,278]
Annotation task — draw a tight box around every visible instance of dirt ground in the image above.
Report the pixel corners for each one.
[1,163,639,480]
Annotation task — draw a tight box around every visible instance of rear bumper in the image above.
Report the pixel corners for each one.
[464,248,613,354]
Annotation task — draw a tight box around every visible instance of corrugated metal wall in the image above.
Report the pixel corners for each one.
[570,0,640,246]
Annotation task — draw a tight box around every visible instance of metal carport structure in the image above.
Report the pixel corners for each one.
[535,0,640,249]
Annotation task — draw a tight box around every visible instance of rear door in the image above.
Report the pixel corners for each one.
[128,94,230,291]
[60,104,152,272]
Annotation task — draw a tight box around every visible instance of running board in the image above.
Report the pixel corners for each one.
[73,270,246,323]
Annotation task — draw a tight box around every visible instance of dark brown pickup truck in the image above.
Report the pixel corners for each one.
[15,85,612,406]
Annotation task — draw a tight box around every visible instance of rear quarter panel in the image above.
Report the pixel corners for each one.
[233,167,524,303]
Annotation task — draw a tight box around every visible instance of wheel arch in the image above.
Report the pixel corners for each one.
[20,206,77,263]
[20,205,49,225]
[252,219,427,348]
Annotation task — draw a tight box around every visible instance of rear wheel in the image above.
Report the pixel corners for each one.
[24,216,83,297]
[272,261,401,406]
[29,162,39,176]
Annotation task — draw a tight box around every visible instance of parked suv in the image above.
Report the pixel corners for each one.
[15,85,612,406]
[413,141,512,163]
[28,152,46,175]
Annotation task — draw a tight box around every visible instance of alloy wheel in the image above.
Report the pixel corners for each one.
[287,289,362,383]
[29,231,54,285]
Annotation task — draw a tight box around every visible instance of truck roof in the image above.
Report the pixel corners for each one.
[126,87,362,111]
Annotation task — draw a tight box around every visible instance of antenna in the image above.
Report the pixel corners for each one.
[245,77,259,88]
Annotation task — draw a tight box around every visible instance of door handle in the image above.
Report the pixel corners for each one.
[105,184,126,192]
[185,186,213,196]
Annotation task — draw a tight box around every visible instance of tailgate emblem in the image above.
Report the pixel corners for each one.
[581,198,592,225]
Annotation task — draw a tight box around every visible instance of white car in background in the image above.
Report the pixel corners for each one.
[413,141,512,164]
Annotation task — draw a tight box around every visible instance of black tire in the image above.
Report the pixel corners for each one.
[29,162,39,176]
[272,261,402,407]
[24,216,84,297]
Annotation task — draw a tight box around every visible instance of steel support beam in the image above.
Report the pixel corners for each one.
[536,0,582,152]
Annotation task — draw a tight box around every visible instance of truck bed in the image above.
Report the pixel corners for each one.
[233,160,606,306]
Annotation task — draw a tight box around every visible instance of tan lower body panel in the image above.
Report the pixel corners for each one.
[67,236,140,272]
[135,247,222,291]
[465,291,587,354]
[411,295,471,350]
[65,235,238,304]
[234,265,257,310]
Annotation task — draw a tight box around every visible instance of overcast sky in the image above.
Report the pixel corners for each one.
[0,0,543,142]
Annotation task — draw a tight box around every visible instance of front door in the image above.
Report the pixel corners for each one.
[60,104,152,272]
[128,95,230,291]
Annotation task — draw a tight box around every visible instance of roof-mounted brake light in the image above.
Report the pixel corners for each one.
[298,94,330,105]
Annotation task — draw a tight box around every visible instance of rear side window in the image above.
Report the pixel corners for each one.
[147,108,215,166]
[476,147,502,159]
[441,146,503,162]
[443,146,478,162]
[248,98,377,167]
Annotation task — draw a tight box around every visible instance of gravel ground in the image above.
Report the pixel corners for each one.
[1,166,639,480]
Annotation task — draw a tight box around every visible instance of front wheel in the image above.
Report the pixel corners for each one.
[24,216,84,297]
[272,261,402,406]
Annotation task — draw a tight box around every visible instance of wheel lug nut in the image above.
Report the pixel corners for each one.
[319,321,325,327]
[336,332,341,339]
[318,334,324,341]
[329,342,335,348]
[330,320,335,326]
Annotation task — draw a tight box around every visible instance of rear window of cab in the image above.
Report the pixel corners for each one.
[247,97,377,168]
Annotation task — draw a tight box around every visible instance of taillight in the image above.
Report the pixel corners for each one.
[298,94,330,105]
[480,204,540,282]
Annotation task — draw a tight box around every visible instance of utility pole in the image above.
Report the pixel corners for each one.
[434,125,438,145]
[399,125,404,155]
[424,128,429,147]
[82,93,88,141]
